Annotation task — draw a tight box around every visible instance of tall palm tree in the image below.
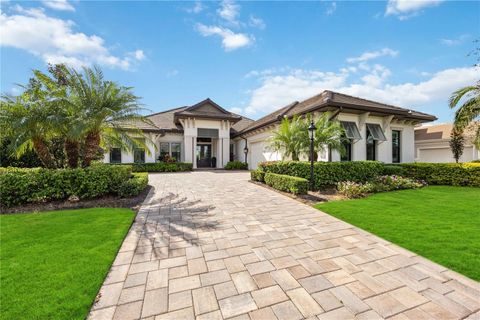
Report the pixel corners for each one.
[267,115,304,161]
[66,66,153,167]
[301,112,345,160]
[449,83,480,148]
[0,80,57,168]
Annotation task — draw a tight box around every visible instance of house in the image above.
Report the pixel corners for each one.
[104,90,437,169]
[414,123,479,163]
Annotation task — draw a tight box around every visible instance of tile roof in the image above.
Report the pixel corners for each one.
[415,122,478,141]
[234,90,437,136]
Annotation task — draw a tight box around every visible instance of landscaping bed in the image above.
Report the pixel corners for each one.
[0,208,136,319]
[315,186,480,281]
[0,165,150,212]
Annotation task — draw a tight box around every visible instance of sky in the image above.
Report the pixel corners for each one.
[1,0,479,123]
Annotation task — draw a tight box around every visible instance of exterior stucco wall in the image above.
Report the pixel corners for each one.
[241,112,419,169]
[103,132,157,164]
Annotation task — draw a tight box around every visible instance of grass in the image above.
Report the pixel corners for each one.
[315,186,480,281]
[0,208,136,320]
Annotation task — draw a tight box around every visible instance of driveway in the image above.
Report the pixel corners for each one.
[89,171,479,320]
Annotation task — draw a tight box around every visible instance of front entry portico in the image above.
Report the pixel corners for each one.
[174,98,241,169]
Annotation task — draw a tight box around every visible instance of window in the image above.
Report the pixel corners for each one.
[341,121,362,140]
[366,123,387,141]
[159,142,170,161]
[341,139,352,161]
[230,144,234,162]
[134,148,145,163]
[171,143,181,161]
[110,148,121,163]
[392,130,401,163]
[366,127,376,161]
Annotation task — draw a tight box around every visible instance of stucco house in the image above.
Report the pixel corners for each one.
[104,90,437,169]
[414,123,480,163]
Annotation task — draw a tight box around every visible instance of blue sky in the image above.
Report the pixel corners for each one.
[1,0,478,123]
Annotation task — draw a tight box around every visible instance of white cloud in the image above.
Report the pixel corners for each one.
[230,107,243,114]
[42,0,75,12]
[326,2,337,15]
[249,15,265,29]
[386,0,443,19]
[217,0,240,24]
[347,48,399,63]
[166,69,179,77]
[241,65,478,117]
[0,6,143,70]
[133,49,145,61]
[440,34,469,46]
[196,24,253,51]
[186,1,204,14]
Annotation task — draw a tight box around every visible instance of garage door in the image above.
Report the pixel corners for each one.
[418,147,474,163]
[249,142,267,170]
[249,141,282,169]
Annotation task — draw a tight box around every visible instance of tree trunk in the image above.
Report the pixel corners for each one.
[64,139,80,168]
[82,131,100,167]
[32,138,56,168]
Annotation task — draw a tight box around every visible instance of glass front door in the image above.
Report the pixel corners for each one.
[196,144,212,167]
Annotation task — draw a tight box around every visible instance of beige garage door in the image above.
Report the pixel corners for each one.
[419,147,474,163]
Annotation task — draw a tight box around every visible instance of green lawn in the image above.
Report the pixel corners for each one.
[315,186,480,281]
[0,208,136,320]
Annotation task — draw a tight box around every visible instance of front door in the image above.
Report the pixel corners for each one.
[196,144,212,167]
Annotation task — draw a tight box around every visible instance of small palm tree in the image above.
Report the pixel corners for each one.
[66,66,153,167]
[301,112,345,160]
[0,74,64,168]
[267,115,304,161]
[449,83,480,148]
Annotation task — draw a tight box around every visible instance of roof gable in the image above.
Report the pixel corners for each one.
[184,98,230,115]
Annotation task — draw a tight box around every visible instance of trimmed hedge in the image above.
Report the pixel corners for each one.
[264,173,308,195]
[250,169,265,182]
[130,162,193,172]
[225,161,248,170]
[0,165,148,207]
[259,161,383,189]
[118,173,149,197]
[399,163,480,187]
[381,164,406,176]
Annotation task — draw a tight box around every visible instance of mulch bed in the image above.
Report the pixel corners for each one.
[1,186,153,215]
[249,181,346,206]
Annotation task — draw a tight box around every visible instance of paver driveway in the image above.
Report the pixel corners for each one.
[89,171,480,320]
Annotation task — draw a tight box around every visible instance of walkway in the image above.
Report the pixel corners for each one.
[89,171,479,320]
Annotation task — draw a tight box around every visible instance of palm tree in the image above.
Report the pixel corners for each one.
[301,112,345,160]
[0,80,57,168]
[66,66,153,167]
[267,115,304,161]
[449,83,480,148]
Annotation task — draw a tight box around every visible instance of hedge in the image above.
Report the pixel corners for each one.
[130,162,193,172]
[225,161,248,170]
[399,163,480,187]
[118,173,149,197]
[259,161,383,189]
[0,165,148,207]
[264,173,308,195]
[250,169,265,182]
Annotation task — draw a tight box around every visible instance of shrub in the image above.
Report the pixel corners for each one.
[0,165,146,207]
[250,169,265,182]
[382,164,405,176]
[399,163,480,187]
[130,162,192,172]
[259,161,383,189]
[117,173,149,197]
[337,175,426,199]
[264,173,308,195]
[337,181,375,198]
[225,161,248,170]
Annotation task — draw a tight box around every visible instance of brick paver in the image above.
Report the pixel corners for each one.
[89,171,480,320]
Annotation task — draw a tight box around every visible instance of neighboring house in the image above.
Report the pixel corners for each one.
[104,90,437,169]
[415,123,479,163]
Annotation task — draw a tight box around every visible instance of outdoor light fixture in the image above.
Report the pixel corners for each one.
[308,120,316,191]
[243,146,248,163]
